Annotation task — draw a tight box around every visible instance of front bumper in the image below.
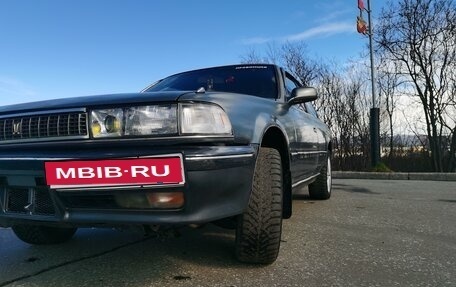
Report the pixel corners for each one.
[0,143,257,227]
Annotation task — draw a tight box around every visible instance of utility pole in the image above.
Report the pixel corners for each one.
[357,0,380,167]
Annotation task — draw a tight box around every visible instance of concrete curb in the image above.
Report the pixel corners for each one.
[333,171,456,181]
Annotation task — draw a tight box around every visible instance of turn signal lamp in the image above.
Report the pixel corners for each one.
[114,192,184,209]
[146,192,184,209]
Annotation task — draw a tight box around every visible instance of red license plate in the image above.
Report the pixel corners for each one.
[45,155,185,189]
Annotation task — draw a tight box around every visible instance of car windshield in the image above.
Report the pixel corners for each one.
[144,65,278,99]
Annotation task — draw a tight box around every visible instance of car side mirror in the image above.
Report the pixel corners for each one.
[287,87,318,105]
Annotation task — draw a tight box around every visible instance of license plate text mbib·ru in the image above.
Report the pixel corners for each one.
[45,156,185,189]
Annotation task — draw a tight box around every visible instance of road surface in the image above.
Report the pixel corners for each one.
[0,179,455,286]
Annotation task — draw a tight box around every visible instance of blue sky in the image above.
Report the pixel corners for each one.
[0,0,384,106]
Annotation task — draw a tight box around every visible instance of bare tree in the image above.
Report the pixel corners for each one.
[240,43,281,65]
[314,62,371,170]
[376,58,402,158]
[314,62,345,165]
[345,65,371,168]
[281,42,321,86]
[376,0,456,171]
[240,48,267,64]
[314,62,343,132]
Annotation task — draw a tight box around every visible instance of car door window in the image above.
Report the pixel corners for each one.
[284,73,301,100]
[285,77,297,94]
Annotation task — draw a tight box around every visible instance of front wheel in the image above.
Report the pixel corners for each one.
[12,225,77,245]
[308,154,332,200]
[235,147,283,264]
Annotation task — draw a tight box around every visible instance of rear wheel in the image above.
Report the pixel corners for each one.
[12,225,77,245]
[235,147,283,264]
[308,155,332,200]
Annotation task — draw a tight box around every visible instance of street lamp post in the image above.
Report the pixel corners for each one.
[357,0,380,167]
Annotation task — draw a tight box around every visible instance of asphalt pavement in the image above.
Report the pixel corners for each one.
[0,179,455,287]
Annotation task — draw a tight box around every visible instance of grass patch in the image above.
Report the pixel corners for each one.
[371,162,393,172]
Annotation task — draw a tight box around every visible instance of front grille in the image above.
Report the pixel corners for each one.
[5,187,56,216]
[0,111,88,143]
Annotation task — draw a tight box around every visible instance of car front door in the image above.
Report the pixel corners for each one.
[284,73,320,185]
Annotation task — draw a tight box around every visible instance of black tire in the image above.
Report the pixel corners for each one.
[235,147,283,264]
[12,225,77,245]
[308,154,332,200]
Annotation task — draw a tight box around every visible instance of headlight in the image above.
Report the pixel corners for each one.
[90,103,231,138]
[180,103,232,135]
[91,109,123,138]
[125,105,177,136]
[90,105,177,138]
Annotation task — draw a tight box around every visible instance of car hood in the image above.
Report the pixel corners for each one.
[0,91,190,115]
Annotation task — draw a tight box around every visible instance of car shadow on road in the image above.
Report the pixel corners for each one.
[1,225,262,286]
[292,193,316,202]
[332,183,380,194]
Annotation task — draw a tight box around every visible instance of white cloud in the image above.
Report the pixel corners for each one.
[241,22,354,45]
[317,9,353,23]
[282,22,354,42]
